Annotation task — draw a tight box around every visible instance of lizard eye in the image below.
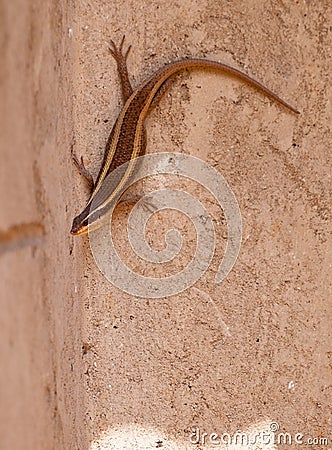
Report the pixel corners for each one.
[71,215,89,235]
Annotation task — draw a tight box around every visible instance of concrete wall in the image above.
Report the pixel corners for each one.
[0,1,331,449]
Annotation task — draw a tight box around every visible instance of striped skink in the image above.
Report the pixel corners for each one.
[71,36,299,236]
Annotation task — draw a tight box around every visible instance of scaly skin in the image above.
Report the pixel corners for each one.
[71,37,299,236]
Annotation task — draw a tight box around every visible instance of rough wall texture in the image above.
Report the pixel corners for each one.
[0,0,331,449]
[0,0,86,448]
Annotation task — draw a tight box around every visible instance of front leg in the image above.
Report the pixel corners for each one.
[71,144,94,192]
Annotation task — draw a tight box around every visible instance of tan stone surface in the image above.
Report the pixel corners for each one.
[0,0,331,449]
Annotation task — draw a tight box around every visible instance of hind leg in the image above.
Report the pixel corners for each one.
[109,35,133,102]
